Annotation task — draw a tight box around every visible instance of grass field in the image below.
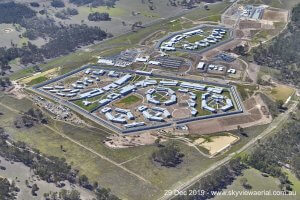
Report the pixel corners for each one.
[233,83,258,101]
[283,168,300,195]
[212,168,296,200]
[185,35,205,43]
[269,85,295,102]
[78,6,128,17]
[27,76,48,86]
[201,15,222,22]
[74,100,99,112]
[0,24,27,48]
[194,91,217,116]
[18,67,60,85]
[114,94,142,108]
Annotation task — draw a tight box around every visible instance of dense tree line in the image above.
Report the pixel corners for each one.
[0,16,108,75]
[244,117,300,190]
[69,0,119,7]
[0,178,19,200]
[174,158,247,200]
[252,3,300,87]
[0,77,11,90]
[14,108,48,128]
[0,128,120,200]
[55,8,79,20]
[44,189,81,200]
[51,0,65,8]
[0,43,44,74]
[30,2,40,8]
[258,92,284,118]
[152,143,184,167]
[0,3,109,75]
[88,12,111,21]
[0,2,36,24]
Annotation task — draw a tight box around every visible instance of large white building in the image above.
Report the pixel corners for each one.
[114,74,132,85]
[80,89,104,99]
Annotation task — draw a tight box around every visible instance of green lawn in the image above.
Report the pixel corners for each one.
[186,35,205,43]
[201,15,222,22]
[114,94,141,108]
[74,100,99,112]
[78,6,128,17]
[27,76,48,86]
[194,91,212,116]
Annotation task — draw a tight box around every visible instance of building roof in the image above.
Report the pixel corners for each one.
[114,74,132,85]
[120,85,136,95]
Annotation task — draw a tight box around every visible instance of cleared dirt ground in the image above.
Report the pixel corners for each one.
[200,134,239,156]
[172,108,191,118]
[263,9,289,22]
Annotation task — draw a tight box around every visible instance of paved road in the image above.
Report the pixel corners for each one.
[158,101,298,200]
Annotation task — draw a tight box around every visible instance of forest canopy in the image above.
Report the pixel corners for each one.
[69,0,119,7]
[252,3,300,87]
[0,2,36,24]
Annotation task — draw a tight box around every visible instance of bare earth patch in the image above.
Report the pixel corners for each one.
[263,9,288,22]
[199,134,239,156]
[172,108,191,119]
[104,132,164,149]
